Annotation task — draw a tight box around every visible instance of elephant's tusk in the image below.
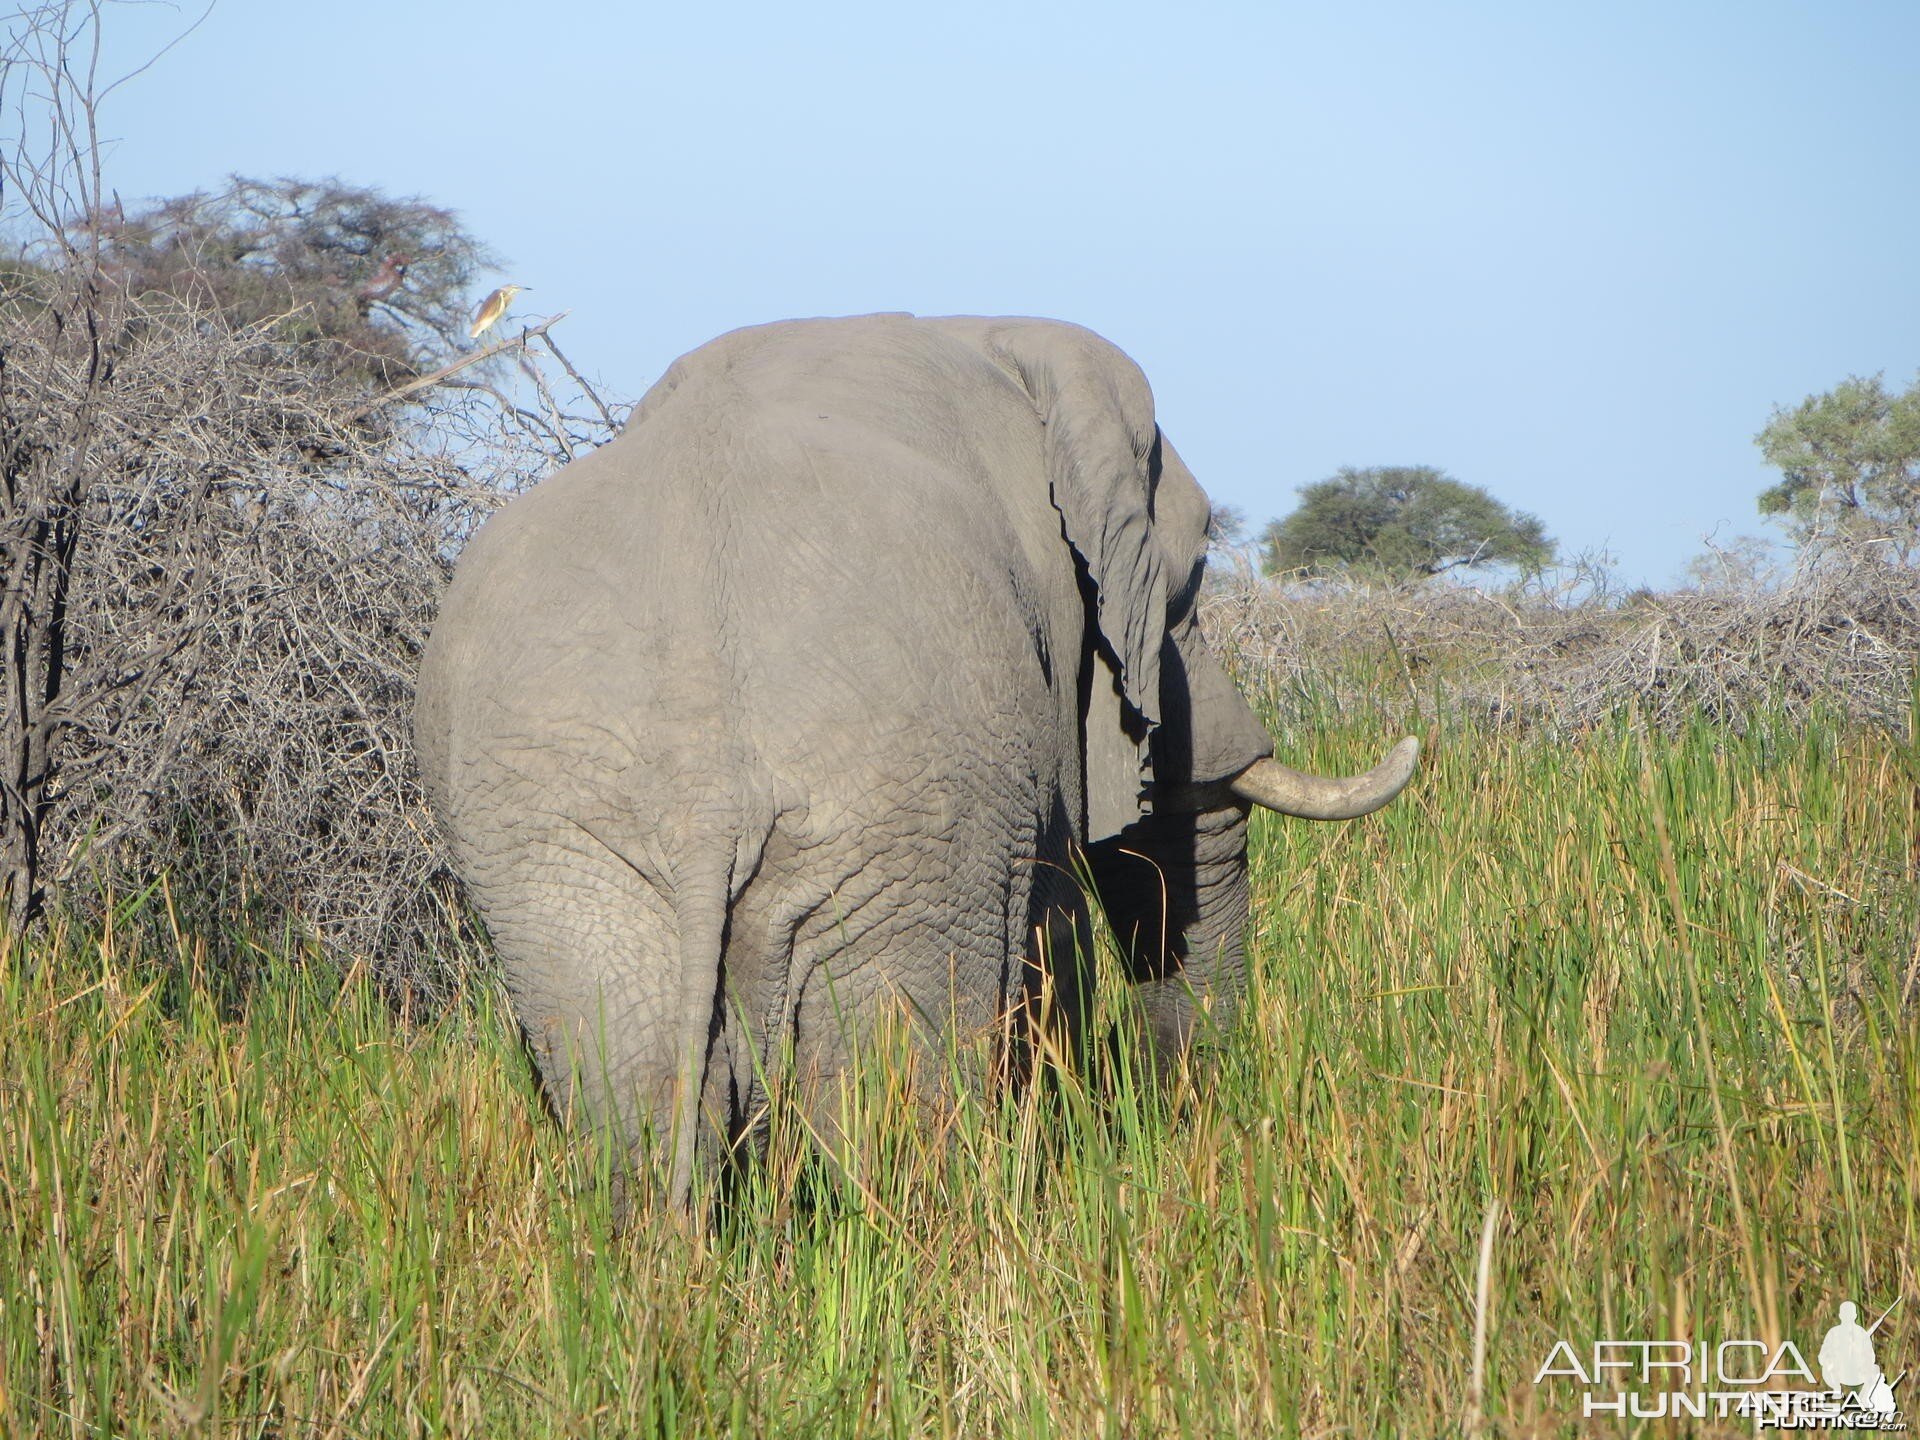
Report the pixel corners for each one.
[1226,736,1421,820]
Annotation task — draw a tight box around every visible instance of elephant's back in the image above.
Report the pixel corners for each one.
[418,312,1085,841]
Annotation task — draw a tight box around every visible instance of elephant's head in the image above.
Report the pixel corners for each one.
[942,318,1418,1062]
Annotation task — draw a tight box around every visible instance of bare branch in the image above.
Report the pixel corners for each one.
[348,311,572,420]
[536,331,622,434]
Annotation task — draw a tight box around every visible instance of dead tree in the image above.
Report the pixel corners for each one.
[0,1,133,925]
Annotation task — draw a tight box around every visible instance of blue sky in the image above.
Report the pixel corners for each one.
[100,1,1920,585]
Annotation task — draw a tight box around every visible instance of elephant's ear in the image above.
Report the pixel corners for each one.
[969,320,1169,836]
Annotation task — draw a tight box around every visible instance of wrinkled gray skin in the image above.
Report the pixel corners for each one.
[416,314,1411,1207]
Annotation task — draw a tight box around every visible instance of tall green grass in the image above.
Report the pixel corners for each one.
[1,706,1914,1437]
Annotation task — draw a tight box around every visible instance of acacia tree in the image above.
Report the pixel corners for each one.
[0,2,620,962]
[90,176,498,388]
[1260,465,1554,580]
[1757,372,1920,557]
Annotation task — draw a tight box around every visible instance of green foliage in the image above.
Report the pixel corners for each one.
[1756,371,1920,552]
[0,701,1911,1436]
[78,176,498,391]
[1260,465,1554,580]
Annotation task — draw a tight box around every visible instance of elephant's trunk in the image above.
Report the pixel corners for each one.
[1229,736,1420,819]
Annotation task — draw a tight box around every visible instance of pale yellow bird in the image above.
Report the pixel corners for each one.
[468,283,529,340]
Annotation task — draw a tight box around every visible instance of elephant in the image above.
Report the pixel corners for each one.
[414,313,1417,1208]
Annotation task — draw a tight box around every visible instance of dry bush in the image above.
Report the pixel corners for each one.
[1,285,609,987]
[13,291,603,988]
[1202,540,1920,736]
[0,2,623,986]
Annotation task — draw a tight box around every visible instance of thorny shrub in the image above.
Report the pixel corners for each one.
[4,289,613,991]
[1202,540,1920,737]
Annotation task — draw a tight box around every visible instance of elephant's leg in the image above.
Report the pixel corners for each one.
[780,879,1019,1148]
[1022,794,1101,1078]
[741,781,1077,1153]
[1086,802,1253,1079]
[458,814,734,1217]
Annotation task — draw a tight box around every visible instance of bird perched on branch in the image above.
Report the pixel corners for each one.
[468,283,529,341]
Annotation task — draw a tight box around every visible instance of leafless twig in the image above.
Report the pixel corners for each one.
[349,311,572,420]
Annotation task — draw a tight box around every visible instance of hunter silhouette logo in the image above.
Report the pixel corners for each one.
[1532,1296,1907,1428]
[1819,1300,1901,1418]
